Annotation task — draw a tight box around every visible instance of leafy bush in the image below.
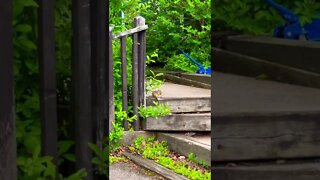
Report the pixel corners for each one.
[141,0,211,72]
[213,0,320,35]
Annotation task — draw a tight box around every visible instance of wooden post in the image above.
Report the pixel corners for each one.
[72,0,93,178]
[137,17,146,108]
[0,1,17,179]
[132,18,140,131]
[90,0,108,150]
[121,36,129,131]
[38,0,58,166]
[108,27,115,132]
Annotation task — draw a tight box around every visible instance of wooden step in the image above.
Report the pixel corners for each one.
[142,113,211,131]
[212,161,320,180]
[147,97,211,113]
[213,72,320,162]
[147,82,211,113]
[157,132,211,166]
[222,35,320,74]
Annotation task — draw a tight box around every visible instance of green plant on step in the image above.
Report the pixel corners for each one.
[109,122,125,152]
[138,101,171,119]
[157,156,211,180]
[130,136,211,180]
[109,155,128,164]
[146,70,164,94]
[188,153,209,169]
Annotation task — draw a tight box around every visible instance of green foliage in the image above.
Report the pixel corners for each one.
[138,102,171,119]
[109,155,128,164]
[188,153,209,168]
[88,143,109,176]
[213,0,320,35]
[142,0,211,72]
[130,136,210,180]
[109,122,125,151]
[145,70,164,93]
[157,157,211,180]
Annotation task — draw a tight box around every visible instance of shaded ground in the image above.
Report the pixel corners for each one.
[109,161,165,180]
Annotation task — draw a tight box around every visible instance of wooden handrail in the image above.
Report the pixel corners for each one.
[112,25,148,39]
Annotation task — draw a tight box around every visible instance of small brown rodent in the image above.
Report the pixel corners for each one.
[152,90,162,99]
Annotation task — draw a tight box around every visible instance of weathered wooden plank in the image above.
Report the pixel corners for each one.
[112,25,148,39]
[0,1,16,178]
[147,97,211,113]
[214,48,320,89]
[72,0,93,176]
[38,0,58,165]
[123,152,188,180]
[143,113,211,131]
[224,35,320,74]
[163,74,211,89]
[212,161,320,180]
[157,133,211,166]
[132,25,139,131]
[212,111,320,162]
[121,36,129,130]
[108,29,115,132]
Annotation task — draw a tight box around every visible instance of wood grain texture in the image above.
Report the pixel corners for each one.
[38,0,58,165]
[214,48,320,89]
[123,152,188,180]
[224,35,320,74]
[212,111,320,161]
[147,97,211,113]
[0,1,16,178]
[163,74,211,89]
[212,162,320,180]
[143,113,211,131]
[157,133,211,165]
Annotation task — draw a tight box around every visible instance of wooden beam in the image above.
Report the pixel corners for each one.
[123,152,188,180]
[72,0,93,177]
[90,0,108,150]
[38,0,58,165]
[132,22,139,130]
[212,111,320,162]
[121,37,129,131]
[112,25,148,39]
[147,97,211,113]
[0,1,16,178]
[224,35,320,74]
[143,113,211,131]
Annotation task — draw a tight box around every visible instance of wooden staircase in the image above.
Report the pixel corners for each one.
[143,82,211,131]
[142,74,211,165]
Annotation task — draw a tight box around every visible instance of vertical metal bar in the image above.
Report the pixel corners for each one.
[38,0,58,166]
[132,32,139,131]
[121,37,129,131]
[0,1,16,179]
[108,29,115,132]
[72,0,93,178]
[90,0,108,151]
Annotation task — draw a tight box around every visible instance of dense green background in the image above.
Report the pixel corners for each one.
[213,0,320,35]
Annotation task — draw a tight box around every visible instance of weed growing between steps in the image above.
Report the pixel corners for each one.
[188,153,209,169]
[125,136,211,180]
[138,102,172,119]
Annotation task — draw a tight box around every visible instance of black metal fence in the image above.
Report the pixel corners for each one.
[1,0,109,179]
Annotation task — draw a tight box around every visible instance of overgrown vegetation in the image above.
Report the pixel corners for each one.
[127,136,211,180]
[14,0,209,178]
[213,0,320,35]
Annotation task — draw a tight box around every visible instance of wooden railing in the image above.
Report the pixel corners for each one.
[110,16,148,131]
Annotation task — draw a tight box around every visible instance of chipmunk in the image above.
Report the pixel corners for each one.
[152,90,162,99]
